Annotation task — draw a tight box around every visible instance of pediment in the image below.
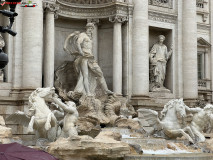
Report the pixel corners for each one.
[197,37,211,47]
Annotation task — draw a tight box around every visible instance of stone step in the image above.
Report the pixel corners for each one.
[124,153,213,160]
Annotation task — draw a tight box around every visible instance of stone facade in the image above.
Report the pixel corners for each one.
[0,0,213,138]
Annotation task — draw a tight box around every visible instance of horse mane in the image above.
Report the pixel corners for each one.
[161,99,184,117]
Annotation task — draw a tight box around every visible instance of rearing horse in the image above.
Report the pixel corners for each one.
[139,99,201,143]
[7,87,58,141]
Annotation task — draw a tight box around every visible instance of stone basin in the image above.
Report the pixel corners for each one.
[124,153,213,160]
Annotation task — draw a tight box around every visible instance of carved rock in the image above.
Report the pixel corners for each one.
[76,117,101,138]
[48,132,130,160]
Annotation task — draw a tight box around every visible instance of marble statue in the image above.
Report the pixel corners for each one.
[52,97,79,138]
[149,35,173,92]
[190,104,213,142]
[64,23,113,97]
[7,87,59,141]
[139,99,201,143]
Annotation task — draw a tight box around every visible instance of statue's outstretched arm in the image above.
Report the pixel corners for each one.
[53,97,76,114]
[185,105,202,113]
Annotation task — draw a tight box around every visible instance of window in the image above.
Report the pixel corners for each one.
[197,52,204,79]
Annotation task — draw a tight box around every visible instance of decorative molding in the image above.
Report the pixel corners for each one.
[87,18,100,25]
[197,23,210,31]
[109,15,128,23]
[148,11,177,24]
[149,0,173,9]
[44,2,60,19]
[56,0,133,20]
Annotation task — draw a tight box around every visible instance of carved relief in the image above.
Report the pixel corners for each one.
[44,2,60,18]
[149,0,173,9]
[56,0,133,19]
[148,11,177,24]
[109,15,128,23]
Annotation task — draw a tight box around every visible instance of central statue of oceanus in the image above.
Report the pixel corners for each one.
[63,23,113,97]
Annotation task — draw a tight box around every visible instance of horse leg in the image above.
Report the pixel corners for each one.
[45,113,52,131]
[27,116,35,133]
[183,126,195,140]
[170,129,194,143]
[191,125,205,143]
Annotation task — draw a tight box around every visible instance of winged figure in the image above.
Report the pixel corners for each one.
[7,87,58,141]
[139,99,201,143]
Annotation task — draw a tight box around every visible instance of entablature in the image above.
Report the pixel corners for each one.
[55,0,133,20]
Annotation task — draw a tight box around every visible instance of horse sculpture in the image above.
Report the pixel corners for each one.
[190,104,213,142]
[139,99,201,143]
[7,87,58,141]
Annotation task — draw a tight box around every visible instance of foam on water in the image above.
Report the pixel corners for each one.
[143,148,192,155]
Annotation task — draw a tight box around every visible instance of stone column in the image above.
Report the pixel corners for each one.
[204,49,210,79]
[87,19,99,61]
[43,3,59,87]
[122,4,133,99]
[110,16,127,95]
[132,0,149,97]
[12,6,23,89]
[182,0,198,99]
[22,0,43,89]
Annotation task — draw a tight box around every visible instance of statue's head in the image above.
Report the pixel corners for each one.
[86,23,94,37]
[158,35,165,43]
[0,34,5,49]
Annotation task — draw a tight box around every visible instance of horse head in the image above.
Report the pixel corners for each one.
[161,99,186,120]
[174,99,187,119]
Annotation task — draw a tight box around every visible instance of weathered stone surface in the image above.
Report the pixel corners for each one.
[48,131,130,160]
[76,117,101,138]
[114,118,141,130]
[0,125,12,138]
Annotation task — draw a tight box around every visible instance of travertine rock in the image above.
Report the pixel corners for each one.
[0,125,12,138]
[76,117,101,138]
[48,131,130,160]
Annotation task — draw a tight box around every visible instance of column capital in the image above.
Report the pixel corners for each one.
[87,18,100,25]
[109,15,128,23]
[43,2,59,18]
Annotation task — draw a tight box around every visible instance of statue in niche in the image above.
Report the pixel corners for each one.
[149,35,173,92]
[64,23,113,97]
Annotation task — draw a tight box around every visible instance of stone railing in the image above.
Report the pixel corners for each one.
[197,0,205,8]
[149,0,173,9]
[61,0,128,4]
[198,79,211,91]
